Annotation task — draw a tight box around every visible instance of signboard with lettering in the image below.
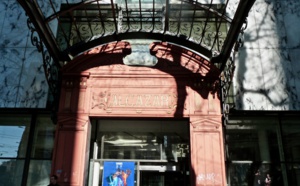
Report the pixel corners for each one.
[91,91,178,110]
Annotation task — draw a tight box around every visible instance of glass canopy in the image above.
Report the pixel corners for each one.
[18,0,255,67]
[53,0,229,57]
[17,0,255,119]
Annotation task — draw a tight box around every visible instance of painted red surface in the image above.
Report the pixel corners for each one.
[53,41,226,185]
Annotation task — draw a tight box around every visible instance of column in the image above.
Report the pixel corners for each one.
[258,130,270,161]
[189,115,226,186]
[51,114,90,186]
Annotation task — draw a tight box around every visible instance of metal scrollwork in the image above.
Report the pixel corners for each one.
[235,18,247,51]
[27,18,43,52]
[42,50,60,96]
[27,17,60,123]
[221,17,249,126]
[221,55,235,126]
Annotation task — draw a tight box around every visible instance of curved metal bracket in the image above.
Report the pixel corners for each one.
[27,18,61,123]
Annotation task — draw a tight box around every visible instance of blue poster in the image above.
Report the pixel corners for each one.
[102,161,135,186]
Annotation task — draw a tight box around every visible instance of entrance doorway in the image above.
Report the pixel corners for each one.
[88,119,190,186]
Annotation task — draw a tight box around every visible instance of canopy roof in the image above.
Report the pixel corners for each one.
[18,0,255,70]
[16,0,255,122]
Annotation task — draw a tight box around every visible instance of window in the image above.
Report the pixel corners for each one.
[225,117,283,186]
[281,118,300,186]
[0,113,55,186]
[0,116,31,158]
[31,116,55,159]
[91,119,189,161]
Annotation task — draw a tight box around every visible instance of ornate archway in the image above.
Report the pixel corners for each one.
[52,41,225,186]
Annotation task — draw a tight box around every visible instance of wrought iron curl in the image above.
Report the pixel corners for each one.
[27,18,60,94]
[27,18,43,52]
[42,50,60,95]
[221,17,248,126]
[26,17,60,123]
[221,55,235,126]
[235,17,247,51]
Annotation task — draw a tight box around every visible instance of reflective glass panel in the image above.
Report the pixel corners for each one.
[0,116,31,158]
[286,163,300,186]
[31,116,55,158]
[281,118,300,186]
[226,118,286,186]
[26,160,52,186]
[227,162,284,186]
[226,118,280,161]
[281,119,300,162]
[0,159,24,186]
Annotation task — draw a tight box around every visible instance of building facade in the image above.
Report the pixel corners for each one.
[0,0,300,186]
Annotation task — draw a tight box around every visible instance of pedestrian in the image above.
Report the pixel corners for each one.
[265,173,271,186]
[254,170,262,186]
[48,175,60,186]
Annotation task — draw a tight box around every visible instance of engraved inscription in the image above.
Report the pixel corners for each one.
[91,91,177,110]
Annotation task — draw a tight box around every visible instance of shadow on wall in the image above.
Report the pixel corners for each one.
[234,0,300,110]
[149,42,221,117]
[63,41,221,118]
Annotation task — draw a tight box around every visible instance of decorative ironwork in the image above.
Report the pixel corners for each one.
[17,0,257,123]
[18,0,256,69]
[220,54,235,126]
[42,0,233,60]
[221,17,248,125]
[27,17,61,123]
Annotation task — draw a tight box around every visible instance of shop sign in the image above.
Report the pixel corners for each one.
[92,91,177,109]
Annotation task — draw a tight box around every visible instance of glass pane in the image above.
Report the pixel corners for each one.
[0,159,24,186]
[286,163,300,186]
[27,160,52,186]
[31,116,55,158]
[102,132,161,160]
[0,116,31,158]
[227,162,284,186]
[226,119,280,162]
[93,120,189,160]
[54,0,229,55]
[281,118,300,185]
[141,171,164,186]
[281,119,300,162]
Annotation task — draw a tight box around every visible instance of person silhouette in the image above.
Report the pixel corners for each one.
[48,175,60,186]
[265,173,271,186]
[254,170,262,186]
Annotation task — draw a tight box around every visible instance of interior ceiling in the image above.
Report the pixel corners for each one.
[18,0,256,70]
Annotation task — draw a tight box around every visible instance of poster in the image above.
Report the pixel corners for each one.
[102,161,135,186]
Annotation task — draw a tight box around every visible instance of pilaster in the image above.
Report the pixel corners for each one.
[189,114,225,186]
[52,113,90,186]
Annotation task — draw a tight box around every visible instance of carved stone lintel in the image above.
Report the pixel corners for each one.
[57,114,89,131]
[190,116,222,131]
